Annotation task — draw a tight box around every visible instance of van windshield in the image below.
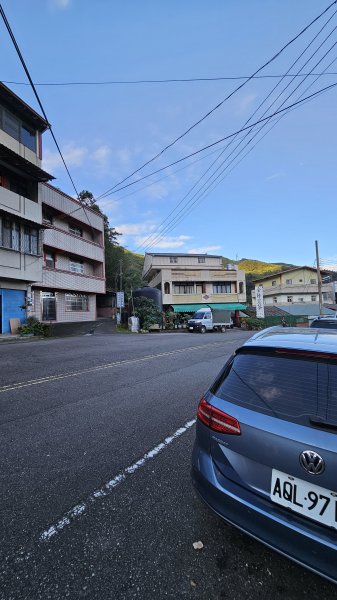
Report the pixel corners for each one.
[193,312,207,319]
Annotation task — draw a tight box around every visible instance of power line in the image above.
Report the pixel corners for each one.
[0,3,80,200]
[98,81,337,202]
[3,72,337,86]
[95,0,337,201]
[142,52,337,251]
[138,11,337,251]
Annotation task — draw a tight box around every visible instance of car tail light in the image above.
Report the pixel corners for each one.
[197,397,241,435]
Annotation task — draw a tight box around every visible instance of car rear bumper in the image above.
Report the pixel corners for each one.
[192,448,337,584]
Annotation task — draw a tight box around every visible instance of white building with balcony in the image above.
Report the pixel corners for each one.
[31,184,105,323]
[0,83,52,333]
[142,252,246,315]
[251,266,335,307]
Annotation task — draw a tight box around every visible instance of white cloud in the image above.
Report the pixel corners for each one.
[265,172,282,182]
[49,0,71,8]
[188,245,222,254]
[235,93,257,116]
[116,222,156,236]
[43,144,87,172]
[92,145,111,166]
[136,234,192,250]
[116,148,132,164]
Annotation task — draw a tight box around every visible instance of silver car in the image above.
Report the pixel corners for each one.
[192,327,337,583]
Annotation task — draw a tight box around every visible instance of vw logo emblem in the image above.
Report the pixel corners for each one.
[299,450,325,475]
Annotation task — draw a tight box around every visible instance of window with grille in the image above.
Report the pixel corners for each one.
[45,253,55,268]
[173,283,194,294]
[23,226,38,254]
[65,294,89,311]
[1,219,20,251]
[212,282,232,294]
[170,256,178,263]
[198,257,205,263]
[69,259,84,274]
[69,224,83,237]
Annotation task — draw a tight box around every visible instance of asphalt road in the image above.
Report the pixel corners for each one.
[1,330,337,600]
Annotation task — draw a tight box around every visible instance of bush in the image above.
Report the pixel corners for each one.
[18,317,51,337]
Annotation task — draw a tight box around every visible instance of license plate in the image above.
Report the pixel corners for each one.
[271,469,337,529]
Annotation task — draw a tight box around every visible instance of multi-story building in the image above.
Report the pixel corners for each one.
[251,266,335,306]
[0,83,53,333]
[31,184,105,324]
[142,252,246,314]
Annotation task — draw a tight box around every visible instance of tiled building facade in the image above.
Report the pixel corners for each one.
[31,184,105,324]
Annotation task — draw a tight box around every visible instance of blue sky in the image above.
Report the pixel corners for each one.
[1,0,337,266]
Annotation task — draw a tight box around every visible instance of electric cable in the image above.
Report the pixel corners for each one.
[3,72,337,86]
[139,17,337,251]
[95,0,337,201]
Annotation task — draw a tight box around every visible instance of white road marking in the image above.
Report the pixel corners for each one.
[0,340,233,394]
[39,418,196,542]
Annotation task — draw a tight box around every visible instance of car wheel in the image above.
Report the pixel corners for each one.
[221,325,226,333]
[200,326,206,333]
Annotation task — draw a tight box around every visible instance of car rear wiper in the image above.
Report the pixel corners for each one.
[309,416,337,431]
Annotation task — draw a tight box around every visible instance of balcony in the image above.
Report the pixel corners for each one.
[40,184,104,232]
[41,267,105,294]
[43,227,104,262]
[0,186,41,224]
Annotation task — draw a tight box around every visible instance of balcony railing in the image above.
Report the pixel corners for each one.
[43,227,104,262]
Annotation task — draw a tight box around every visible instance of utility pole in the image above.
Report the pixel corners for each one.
[315,240,323,316]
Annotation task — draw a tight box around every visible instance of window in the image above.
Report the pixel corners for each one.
[286,279,292,285]
[213,282,232,294]
[239,282,244,294]
[323,292,329,301]
[310,278,317,284]
[273,297,278,303]
[311,295,317,302]
[196,282,206,294]
[21,125,36,152]
[45,253,55,268]
[170,256,178,263]
[164,282,170,294]
[299,279,303,283]
[69,259,84,274]
[42,208,53,224]
[198,257,205,263]
[211,350,322,426]
[173,283,194,294]
[299,297,304,302]
[1,219,20,251]
[272,280,276,286]
[65,294,89,311]
[69,224,83,237]
[23,226,38,255]
[0,108,36,152]
[287,296,293,303]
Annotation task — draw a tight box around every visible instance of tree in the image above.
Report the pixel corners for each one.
[78,191,145,296]
[78,190,122,246]
[133,297,162,330]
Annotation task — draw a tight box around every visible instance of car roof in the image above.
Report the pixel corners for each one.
[242,326,337,354]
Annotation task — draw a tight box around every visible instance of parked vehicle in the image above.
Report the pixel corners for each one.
[192,326,337,583]
[187,308,233,333]
[310,315,337,329]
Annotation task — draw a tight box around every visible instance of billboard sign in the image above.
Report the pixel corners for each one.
[255,285,265,318]
[116,291,125,308]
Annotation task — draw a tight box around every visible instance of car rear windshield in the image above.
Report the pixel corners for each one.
[212,349,337,426]
[310,320,337,329]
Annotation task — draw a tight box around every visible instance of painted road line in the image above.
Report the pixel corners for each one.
[0,338,244,394]
[39,418,196,542]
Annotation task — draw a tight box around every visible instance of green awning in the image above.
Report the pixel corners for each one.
[171,303,246,313]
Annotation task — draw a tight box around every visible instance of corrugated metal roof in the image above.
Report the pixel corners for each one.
[278,304,335,316]
[171,303,246,313]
